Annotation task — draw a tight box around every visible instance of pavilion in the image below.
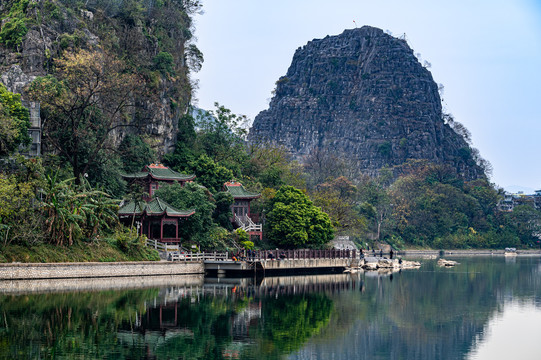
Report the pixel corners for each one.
[122,163,195,200]
[224,181,262,240]
[119,164,196,244]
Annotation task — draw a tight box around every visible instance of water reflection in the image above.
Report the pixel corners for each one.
[468,301,541,360]
[0,256,540,359]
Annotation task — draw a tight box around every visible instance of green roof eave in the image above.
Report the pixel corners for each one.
[121,167,196,182]
[121,172,149,179]
[148,167,195,181]
[118,198,195,218]
[225,183,261,200]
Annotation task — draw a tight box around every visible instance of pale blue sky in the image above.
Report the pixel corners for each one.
[193,0,541,191]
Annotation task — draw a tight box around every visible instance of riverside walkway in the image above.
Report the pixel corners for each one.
[202,249,360,276]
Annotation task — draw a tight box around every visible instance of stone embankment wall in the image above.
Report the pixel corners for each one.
[0,261,204,281]
[0,274,204,295]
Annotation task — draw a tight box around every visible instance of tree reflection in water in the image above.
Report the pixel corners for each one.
[0,257,540,359]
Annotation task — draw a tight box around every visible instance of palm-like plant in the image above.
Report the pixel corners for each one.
[41,172,81,246]
[78,178,119,239]
[40,172,119,246]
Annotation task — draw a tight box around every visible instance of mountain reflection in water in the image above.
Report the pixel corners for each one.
[0,256,539,359]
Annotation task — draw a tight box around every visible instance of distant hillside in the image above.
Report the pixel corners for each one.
[249,26,487,180]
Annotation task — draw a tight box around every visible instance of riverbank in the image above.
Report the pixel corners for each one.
[0,261,204,281]
[399,249,541,256]
[0,241,160,263]
[0,274,204,295]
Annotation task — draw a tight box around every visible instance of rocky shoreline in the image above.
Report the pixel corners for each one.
[399,249,541,256]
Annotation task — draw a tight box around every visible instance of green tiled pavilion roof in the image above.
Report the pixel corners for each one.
[122,164,195,181]
[224,181,261,200]
[119,198,195,217]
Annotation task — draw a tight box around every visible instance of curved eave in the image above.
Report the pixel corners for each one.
[121,209,193,217]
[119,211,144,217]
[165,209,196,217]
[149,174,197,182]
[121,174,150,179]
[233,195,261,200]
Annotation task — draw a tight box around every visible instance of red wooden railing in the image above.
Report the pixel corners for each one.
[229,249,357,261]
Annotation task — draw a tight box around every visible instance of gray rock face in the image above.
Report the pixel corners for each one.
[249,26,483,179]
[0,5,190,156]
[1,65,36,94]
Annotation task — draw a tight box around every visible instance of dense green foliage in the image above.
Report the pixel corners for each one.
[380,162,539,249]
[266,186,334,248]
[118,134,156,173]
[0,158,158,262]
[0,83,30,155]
[0,0,29,49]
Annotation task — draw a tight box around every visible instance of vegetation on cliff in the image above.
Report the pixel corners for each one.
[1,3,539,255]
[0,83,30,155]
[1,0,203,192]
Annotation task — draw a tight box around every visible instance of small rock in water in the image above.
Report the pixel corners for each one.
[438,258,459,267]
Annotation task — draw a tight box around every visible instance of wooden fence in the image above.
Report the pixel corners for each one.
[163,246,357,263]
[230,249,357,261]
[169,252,229,262]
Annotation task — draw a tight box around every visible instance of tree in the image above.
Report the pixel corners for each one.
[0,83,30,156]
[154,182,216,246]
[312,177,365,235]
[357,175,392,241]
[27,48,139,182]
[213,191,234,230]
[266,186,334,248]
[0,157,44,246]
[501,205,541,245]
[118,134,156,173]
[40,172,119,246]
[245,144,305,190]
[303,149,347,189]
[196,102,249,169]
[188,154,233,193]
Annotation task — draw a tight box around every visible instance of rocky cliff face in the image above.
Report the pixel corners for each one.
[249,26,483,180]
[0,0,200,155]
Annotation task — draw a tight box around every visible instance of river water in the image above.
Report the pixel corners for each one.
[0,256,540,359]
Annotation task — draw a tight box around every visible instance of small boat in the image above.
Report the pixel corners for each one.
[504,247,517,256]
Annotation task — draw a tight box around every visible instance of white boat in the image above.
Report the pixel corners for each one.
[504,247,517,256]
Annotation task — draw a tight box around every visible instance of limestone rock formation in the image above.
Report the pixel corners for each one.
[249,26,483,179]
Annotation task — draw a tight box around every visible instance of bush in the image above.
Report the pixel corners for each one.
[240,240,254,250]
[235,228,248,243]
[114,226,145,252]
[153,51,175,76]
[0,0,30,49]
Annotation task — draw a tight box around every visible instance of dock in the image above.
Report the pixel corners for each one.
[204,249,360,276]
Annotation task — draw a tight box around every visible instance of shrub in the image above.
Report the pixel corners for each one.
[240,240,254,250]
[152,51,175,76]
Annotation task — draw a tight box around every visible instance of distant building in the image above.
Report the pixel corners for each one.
[20,101,41,157]
[331,236,357,250]
[497,190,541,211]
